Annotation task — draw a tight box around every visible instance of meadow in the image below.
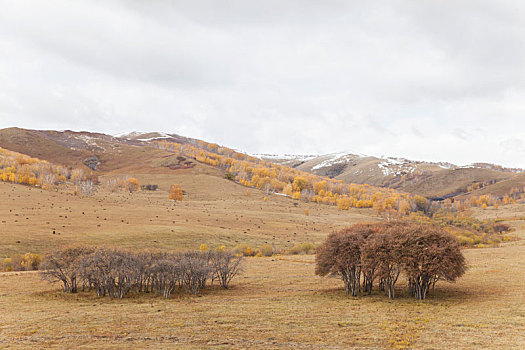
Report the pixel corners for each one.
[0,164,524,349]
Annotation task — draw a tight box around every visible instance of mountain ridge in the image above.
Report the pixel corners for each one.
[1,127,524,200]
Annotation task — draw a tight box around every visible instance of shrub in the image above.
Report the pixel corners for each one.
[2,252,41,271]
[21,253,41,270]
[233,244,255,257]
[289,242,315,255]
[260,244,274,257]
[493,223,510,233]
[126,178,139,193]
[41,246,95,293]
[457,235,474,246]
[2,258,13,271]
[209,251,243,289]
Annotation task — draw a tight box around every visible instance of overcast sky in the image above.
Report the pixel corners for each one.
[1,1,525,167]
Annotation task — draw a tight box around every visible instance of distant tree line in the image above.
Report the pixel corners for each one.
[315,222,466,300]
[40,247,243,299]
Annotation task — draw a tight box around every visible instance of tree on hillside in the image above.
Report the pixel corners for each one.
[292,176,308,192]
[169,184,184,202]
[127,177,139,193]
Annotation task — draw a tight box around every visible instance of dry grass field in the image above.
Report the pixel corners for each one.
[0,165,375,257]
[0,245,523,349]
[1,164,524,349]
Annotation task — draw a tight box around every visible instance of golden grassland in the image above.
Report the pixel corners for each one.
[0,165,375,257]
[0,245,523,349]
[0,165,524,349]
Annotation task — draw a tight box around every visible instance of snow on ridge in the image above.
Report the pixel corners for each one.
[377,157,416,176]
[256,153,319,161]
[135,134,172,141]
[311,152,362,170]
[114,131,173,141]
[76,134,106,151]
[437,162,455,169]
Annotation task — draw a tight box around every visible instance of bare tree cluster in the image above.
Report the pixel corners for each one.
[315,222,466,300]
[41,247,243,299]
[78,180,96,196]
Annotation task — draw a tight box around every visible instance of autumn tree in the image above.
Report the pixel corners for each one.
[292,176,308,192]
[169,184,184,202]
[126,177,139,193]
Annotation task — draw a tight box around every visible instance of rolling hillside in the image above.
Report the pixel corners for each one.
[263,152,523,199]
[1,127,524,203]
[0,128,197,174]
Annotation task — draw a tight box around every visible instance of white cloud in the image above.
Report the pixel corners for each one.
[1,0,525,167]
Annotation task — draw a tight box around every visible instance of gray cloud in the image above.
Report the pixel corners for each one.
[1,1,525,167]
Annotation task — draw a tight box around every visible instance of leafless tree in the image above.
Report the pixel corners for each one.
[209,251,243,289]
[78,180,96,196]
[40,246,94,293]
[42,247,244,298]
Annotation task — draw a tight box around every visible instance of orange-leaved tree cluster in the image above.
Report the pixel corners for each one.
[152,141,429,217]
[169,184,184,202]
[0,147,87,189]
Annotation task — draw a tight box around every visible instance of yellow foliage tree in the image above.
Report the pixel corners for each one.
[126,177,139,192]
[169,184,184,202]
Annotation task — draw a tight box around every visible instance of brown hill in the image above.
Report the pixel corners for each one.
[264,152,521,199]
[0,128,197,174]
[2,127,524,201]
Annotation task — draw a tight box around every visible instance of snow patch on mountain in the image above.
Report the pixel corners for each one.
[256,153,318,161]
[377,157,416,176]
[309,151,369,170]
[114,131,173,141]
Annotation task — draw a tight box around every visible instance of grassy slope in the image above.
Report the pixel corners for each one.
[455,172,525,201]
[0,127,91,167]
[0,169,524,349]
[0,164,375,258]
[399,167,511,198]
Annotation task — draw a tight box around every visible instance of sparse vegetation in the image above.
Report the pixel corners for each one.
[2,252,41,271]
[289,242,315,255]
[0,147,85,189]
